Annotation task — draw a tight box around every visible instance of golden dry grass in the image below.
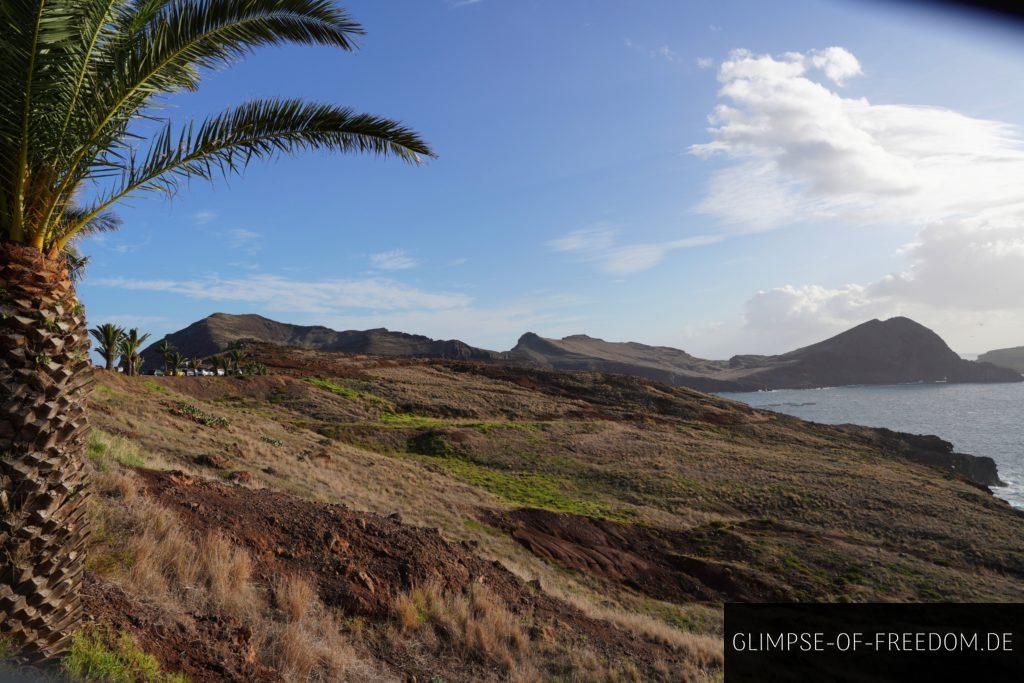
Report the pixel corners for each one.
[88,454,385,682]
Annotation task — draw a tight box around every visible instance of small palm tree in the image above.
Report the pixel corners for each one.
[227,348,247,375]
[0,0,431,660]
[247,362,268,376]
[118,328,151,377]
[166,351,185,376]
[189,357,205,375]
[154,339,175,375]
[89,323,125,370]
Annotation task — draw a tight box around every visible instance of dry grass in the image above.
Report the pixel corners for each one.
[274,574,317,623]
[393,582,535,677]
[88,457,385,682]
[390,583,697,682]
[87,375,728,680]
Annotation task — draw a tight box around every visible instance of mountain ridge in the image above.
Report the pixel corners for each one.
[140,313,1022,389]
[978,345,1024,373]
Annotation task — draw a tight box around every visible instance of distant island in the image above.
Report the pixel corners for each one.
[142,313,1022,390]
[978,345,1024,373]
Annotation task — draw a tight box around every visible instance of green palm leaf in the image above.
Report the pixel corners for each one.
[1,0,431,253]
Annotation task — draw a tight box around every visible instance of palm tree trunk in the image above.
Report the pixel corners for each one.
[0,242,92,662]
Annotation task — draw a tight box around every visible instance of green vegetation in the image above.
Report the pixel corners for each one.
[381,412,451,429]
[307,377,393,408]
[406,450,626,520]
[64,628,186,682]
[142,380,169,395]
[260,436,283,447]
[171,404,229,428]
[462,518,503,536]
[0,634,15,660]
[88,431,146,471]
[307,377,360,399]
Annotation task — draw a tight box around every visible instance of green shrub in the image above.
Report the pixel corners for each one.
[171,403,229,428]
[87,431,146,471]
[307,377,360,399]
[64,628,186,682]
[407,430,457,456]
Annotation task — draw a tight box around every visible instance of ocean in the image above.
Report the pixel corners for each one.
[719,382,1024,509]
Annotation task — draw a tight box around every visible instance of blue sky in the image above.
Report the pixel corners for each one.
[79,0,1024,357]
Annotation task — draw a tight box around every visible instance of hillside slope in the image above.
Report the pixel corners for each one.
[140,312,499,370]
[142,313,1021,390]
[978,345,1024,373]
[512,317,1022,390]
[77,342,1024,680]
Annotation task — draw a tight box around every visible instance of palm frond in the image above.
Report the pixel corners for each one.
[1,0,432,257]
[65,99,432,240]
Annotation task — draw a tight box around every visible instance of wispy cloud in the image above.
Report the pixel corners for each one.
[624,38,679,63]
[96,275,470,314]
[370,249,418,271]
[696,57,714,70]
[193,210,217,225]
[225,228,262,255]
[95,275,586,351]
[549,226,722,275]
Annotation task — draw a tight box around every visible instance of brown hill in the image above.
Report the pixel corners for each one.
[140,312,499,370]
[511,317,1022,390]
[978,345,1024,373]
[71,342,1024,681]
[140,313,1021,390]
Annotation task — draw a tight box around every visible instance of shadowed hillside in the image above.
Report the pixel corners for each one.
[140,312,499,371]
[143,313,1021,390]
[510,317,1022,390]
[73,342,1024,681]
[978,345,1024,373]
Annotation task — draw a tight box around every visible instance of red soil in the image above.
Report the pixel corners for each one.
[83,470,692,680]
[486,508,795,603]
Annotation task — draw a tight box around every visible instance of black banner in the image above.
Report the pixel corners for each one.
[725,603,1024,682]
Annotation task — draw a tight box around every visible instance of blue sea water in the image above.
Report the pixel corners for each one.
[719,383,1024,509]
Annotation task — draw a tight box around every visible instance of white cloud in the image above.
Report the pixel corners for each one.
[691,47,1024,351]
[549,226,722,275]
[810,46,862,85]
[370,249,418,271]
[624,38,679,63]
[691,47,1024,230]
[696,57,714,70]
[225,228,261,255]
[96,275,469,314]
[655,45,677,62]
[193,211,217,225]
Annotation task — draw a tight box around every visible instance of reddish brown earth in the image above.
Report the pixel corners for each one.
[82,578,273,682]
[487,508,795,604]
[91,469,692,680]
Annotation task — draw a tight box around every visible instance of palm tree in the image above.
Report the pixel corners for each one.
[0,0,432,661]
[165,351,185,376]
[247,362,268,376]
[118,328,151,377]
[153,339,175,375]
[88,323,124,370]
[227,347,247,375]
[189,357,205,375]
